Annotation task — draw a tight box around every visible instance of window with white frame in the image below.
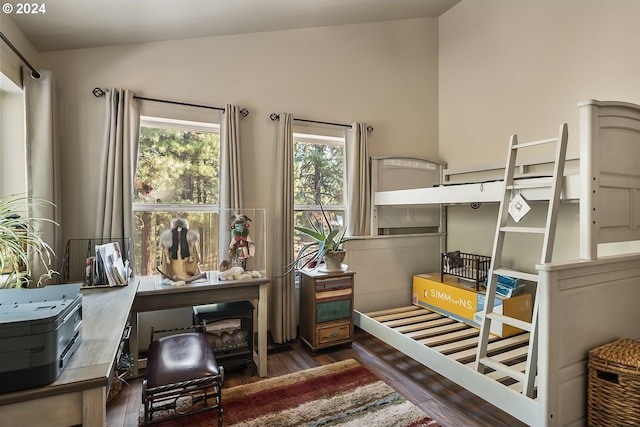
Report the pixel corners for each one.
[293,132,346,263]
[133,116,220,276]
[0,73,27,195]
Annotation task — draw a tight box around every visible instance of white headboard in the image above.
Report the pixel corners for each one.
[579,99,640,259]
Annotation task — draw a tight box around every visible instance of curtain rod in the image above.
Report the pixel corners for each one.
[0,32,41,79]
[270,113,373,132]
[92,88,249,116]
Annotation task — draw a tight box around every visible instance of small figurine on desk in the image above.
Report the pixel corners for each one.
[228,214,255,270]
[158,218,206,285]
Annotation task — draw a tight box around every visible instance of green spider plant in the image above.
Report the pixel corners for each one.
[0,194,58,288]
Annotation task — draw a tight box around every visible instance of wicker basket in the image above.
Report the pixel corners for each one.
[588,338,640,427]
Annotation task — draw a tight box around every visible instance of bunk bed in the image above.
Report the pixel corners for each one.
[355,100,640,427]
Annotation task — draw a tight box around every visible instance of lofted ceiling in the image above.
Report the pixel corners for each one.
[6,0,461,52]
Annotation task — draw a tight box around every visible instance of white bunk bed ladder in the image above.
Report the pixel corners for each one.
[475,123,568,398]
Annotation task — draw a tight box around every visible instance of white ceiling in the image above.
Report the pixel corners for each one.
[7,0,461,52]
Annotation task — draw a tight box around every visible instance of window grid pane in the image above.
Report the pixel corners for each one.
[292,132,346,264]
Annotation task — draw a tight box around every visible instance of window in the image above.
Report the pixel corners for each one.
[133,116,220,275]
[0,73,26,195]
[293,132,346,262]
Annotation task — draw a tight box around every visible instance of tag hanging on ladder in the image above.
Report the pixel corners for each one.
[509,193,531,222]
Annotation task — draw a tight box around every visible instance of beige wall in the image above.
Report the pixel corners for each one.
[439,0,640,263]
[440,0,640,168]
[35,18,440,275]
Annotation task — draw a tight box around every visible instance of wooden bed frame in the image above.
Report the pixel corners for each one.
[355,100,640,427]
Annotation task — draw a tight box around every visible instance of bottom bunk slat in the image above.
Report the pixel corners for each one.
[411,322,468,342]
[432,334,480,354]
[482,361,527,381]
[399,317,455,335]
[365,306,424,318]
[383,312,442,327]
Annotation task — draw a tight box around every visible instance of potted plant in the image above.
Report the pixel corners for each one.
[288,204,349,273]
[0,193,58,288]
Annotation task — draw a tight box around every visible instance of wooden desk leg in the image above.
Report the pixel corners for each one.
[82,387,106,427]
[130,311,140,378]
[257,282,268,377]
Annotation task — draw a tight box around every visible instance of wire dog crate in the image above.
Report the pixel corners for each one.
[61,238,131,286]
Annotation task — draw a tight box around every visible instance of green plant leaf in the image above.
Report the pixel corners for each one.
[294,226,326,242]
[0,193,58,288]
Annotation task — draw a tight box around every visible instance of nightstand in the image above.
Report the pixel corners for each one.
[299,269,355,353]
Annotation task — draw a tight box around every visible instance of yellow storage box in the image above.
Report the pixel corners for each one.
[412,273,532,338]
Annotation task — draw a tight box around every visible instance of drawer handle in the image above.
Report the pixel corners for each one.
[331,332,338,337]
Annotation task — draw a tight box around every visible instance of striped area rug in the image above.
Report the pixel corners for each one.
[145,359,440,427]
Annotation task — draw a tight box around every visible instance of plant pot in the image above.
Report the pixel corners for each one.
[324,250,346,272]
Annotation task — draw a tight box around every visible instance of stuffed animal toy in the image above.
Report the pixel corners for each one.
[444,250,464,269]
[217,260,263,281]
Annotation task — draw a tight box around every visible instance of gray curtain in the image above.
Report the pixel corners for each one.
[95,89,140,257]
[271,112,297,343]
[23,69,61,284]
[346,122,371,236]
[218,104,243,265]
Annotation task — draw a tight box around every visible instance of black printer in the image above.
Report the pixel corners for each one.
[0,283,82,393]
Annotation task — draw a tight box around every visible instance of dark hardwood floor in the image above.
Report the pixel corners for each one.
[106,327,528,427]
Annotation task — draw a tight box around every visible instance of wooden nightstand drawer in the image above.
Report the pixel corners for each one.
[317,322,351,344]
[316,298,351,323]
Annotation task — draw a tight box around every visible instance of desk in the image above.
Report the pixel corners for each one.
[130,274,269,378]
[0,282,138,427]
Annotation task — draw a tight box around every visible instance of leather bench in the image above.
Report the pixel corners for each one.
[142,331,224,425]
